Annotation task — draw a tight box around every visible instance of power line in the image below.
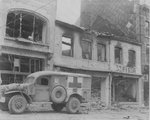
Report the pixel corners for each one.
[0,0,55,29]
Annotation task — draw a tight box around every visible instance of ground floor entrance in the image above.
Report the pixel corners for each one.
[112,76,138,102]
[111,74,143,106]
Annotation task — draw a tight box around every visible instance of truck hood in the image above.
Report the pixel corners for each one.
[0,83,29,93]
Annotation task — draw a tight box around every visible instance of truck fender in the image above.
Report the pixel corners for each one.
[5,91,32,104]
[65,93,82,102]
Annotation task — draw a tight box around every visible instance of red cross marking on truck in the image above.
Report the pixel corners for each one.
[69,77,81,88]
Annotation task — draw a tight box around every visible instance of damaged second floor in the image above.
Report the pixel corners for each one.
[54,20,142,75]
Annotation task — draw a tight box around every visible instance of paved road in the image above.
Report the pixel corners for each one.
[0,108,149,120]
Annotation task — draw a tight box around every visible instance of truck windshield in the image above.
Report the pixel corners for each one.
[23,76,35,83]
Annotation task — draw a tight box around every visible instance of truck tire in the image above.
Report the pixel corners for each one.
[51,103,64,112]
[51,86,67,103]
[66,97,80,114]
[8,95,27,114]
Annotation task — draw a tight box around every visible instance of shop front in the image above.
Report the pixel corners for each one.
[111,74,141,104]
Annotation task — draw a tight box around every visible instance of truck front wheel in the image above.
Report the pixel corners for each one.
[66,97,80,114]
[8,95,27,114]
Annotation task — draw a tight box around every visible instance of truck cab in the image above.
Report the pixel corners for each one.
[0,71,91,114]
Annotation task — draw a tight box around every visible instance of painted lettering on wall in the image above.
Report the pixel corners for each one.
[116,64,136,74]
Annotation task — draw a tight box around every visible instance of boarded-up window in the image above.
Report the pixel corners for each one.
[81,40,92,60]
[97,43,106,62]
[128,50,136,67]
[62,36,73,57]
[6,11,44,42]
[115,47,122,64]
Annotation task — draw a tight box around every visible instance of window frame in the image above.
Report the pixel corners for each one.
[97,43,106,62]
[36,76,49,86]
[115,46,123,64]
[128,50,136,67]
[61,34,74,57]
[6,10,46,43]
[81,39,92,60]
[145,20,149,37]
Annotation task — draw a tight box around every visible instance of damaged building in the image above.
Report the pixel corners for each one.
[54,20,143,107]
[0,0,56,84]
[0,0,145,107]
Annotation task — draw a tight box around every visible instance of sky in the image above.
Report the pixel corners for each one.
[56,0,81,25]
[56,0,150,26]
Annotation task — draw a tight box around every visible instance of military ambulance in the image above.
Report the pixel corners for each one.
[0,71,91,114]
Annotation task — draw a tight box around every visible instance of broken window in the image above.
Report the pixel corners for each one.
[128,50,136,67]
[6,11,44,42]
[97,43,106,62]
[81,39,92,60]
[62,35,73,57]
[115,47,122,64]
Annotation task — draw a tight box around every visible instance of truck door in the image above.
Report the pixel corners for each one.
[33,76,50,102]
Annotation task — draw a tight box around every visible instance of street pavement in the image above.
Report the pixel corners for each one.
[0,105,149,120]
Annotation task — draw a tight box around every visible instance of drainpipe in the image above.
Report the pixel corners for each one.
[108,40,112,107]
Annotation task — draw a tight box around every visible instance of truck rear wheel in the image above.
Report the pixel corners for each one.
[66,97,80,114]
[8,95,27,114]
[51,103,64,112]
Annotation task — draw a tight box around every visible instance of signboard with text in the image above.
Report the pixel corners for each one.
[116,64,136,74]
